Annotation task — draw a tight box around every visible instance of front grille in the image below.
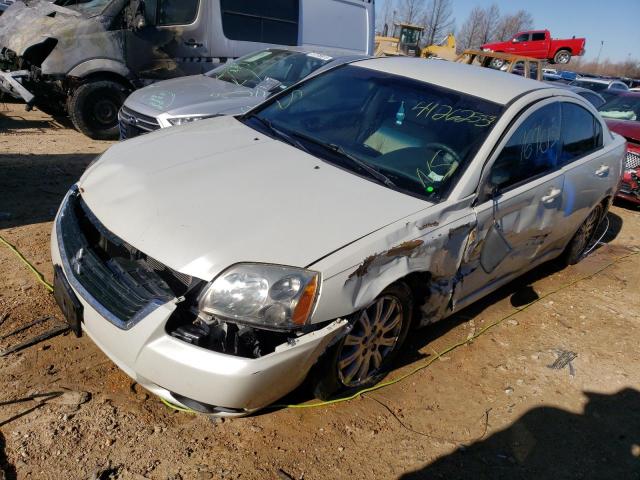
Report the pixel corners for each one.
[626,150,640,170]
[56,189,194,329]
[118,105,161,140]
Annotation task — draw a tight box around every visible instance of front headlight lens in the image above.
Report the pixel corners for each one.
[199,264,320,330]
[167,115,217,126]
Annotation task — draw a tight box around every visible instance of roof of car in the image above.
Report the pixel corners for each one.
[350,57,550,105]
[573,77,624,86]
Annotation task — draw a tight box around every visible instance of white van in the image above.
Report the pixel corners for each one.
[0,0,374,138]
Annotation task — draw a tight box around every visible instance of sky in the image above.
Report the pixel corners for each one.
[376,0,640,63]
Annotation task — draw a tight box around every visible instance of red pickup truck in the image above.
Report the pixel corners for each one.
[481,30,585,64]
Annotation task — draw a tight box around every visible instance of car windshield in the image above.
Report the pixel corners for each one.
[598,95,640,121]
[55,0,110,15]
[208,50,334,91]
[244,65,504,201]
[571,80,608,92]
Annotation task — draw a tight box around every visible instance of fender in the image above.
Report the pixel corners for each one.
[67,58,132,81]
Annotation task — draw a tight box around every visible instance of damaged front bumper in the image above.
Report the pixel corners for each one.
[0,69,34,103]
[51,189,348,416]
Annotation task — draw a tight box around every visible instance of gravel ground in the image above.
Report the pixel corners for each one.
[1,103,639,480]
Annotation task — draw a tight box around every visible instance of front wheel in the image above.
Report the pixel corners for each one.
[313,282,413,400]
[68,80,128,140]
[553,49,572,64]
[561,204,604,265]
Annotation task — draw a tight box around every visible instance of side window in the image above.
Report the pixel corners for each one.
[531,32,545,41]
[157,0,199,26]
[560,103,603,165]
[489,103,561,191]
[514,33,530,42]
[220,0,299,45]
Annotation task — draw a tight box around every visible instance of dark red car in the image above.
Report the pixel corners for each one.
[599,92,640,204]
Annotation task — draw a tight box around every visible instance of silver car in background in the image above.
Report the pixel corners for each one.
[118,48,365,139]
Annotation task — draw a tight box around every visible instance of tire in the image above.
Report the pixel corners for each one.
[561,204,604,265]
[553,49,572,65]
[313,282,413,400]
[68,80,128,140]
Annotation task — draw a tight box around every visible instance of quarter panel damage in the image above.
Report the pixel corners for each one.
[311,200,478,327]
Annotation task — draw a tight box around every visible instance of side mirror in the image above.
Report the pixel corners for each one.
[512,38,517,43]
[133,13,146,30]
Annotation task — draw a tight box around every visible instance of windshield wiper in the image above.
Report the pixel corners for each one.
[325,142,397,188]
[281,129,397,188]
[248,115,311,154]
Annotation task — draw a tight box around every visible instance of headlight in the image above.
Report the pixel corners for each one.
[199,264,320,330]
[482,48,492,52]
[167,115,217,126]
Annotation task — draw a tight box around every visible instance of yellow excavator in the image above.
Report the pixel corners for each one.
[421,33,457,60]
[375,24,458,60]
[375,23,424,57]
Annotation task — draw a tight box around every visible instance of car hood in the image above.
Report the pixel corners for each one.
[78,116,429,281]
[124,75,268,118]
[0,0,86,56]
[605,119,640,144]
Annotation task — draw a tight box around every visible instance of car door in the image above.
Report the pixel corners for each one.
[455,101,565,306]
[529,31,547,57]
[507,32,530,54]
[557,100,611,239]
[125,0,211,80]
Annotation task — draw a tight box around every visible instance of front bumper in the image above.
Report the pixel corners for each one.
[0,70,34,103]
[51,190,347,416]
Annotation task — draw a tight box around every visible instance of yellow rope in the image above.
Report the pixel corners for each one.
[2,228,633,414]
[273,250,638,409]
[0,234,53,293]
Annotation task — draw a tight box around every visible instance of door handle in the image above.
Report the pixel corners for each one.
[541,187,562,204]
[184,39,203,48]
[595,165,610,177]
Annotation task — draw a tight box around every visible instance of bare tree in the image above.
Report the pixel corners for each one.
[398,0,427,25]
[422,0,455,46]
[477,4,500,45]
[457,6,485,50]
[494,10,534,41]
[377,0,397,35]
[458,5,534,50]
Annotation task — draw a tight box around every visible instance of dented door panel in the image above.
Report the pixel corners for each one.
[310,197,478,326]
[455,171,566,306]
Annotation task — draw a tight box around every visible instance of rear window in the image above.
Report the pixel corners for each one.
[220,0,299,45]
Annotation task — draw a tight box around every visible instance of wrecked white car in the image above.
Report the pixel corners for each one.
[51,58,624,416]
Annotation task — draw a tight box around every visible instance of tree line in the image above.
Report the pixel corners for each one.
[377,0,533,50]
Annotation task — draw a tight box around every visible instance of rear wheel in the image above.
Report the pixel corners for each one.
[553,49,572,64]
[313,283,412,400]
[68,80,128,140]
[561,204,604,265]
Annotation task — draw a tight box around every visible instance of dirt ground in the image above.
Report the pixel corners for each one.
[1,102,639,480]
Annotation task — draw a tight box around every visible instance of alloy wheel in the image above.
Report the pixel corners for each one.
[337,295,404,387]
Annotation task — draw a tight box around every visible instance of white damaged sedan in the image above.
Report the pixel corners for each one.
[52,58,624,416]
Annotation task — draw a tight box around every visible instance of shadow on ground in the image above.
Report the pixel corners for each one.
[0,108,70,132]
[400,388,640,479]
[0,153,97,229]
[0,430,16,480]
